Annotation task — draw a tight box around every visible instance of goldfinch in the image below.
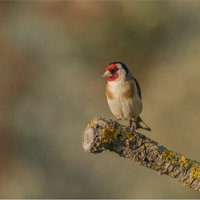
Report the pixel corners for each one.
[102,62,151,132]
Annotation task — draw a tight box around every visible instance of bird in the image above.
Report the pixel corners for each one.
[102,62,151,132]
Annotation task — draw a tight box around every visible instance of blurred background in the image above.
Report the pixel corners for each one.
[1,1,200,198]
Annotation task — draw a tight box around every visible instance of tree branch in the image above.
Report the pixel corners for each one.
[82,117,200,191]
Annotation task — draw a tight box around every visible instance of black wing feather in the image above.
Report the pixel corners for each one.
[133,78,142,99]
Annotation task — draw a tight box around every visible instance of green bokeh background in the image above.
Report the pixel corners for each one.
[1,1,200,198]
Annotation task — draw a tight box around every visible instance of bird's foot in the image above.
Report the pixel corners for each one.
[109,118,121,123]
[130,125,136,132]
[127,124,136,132]
[114,118,121,123]
[129,118,136,132]
[108,118,121,124]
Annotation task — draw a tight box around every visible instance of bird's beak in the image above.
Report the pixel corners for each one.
[102,70,112,78]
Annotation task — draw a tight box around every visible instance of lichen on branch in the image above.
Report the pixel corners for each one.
[82,117,200,192]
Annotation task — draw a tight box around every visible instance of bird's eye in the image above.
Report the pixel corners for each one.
[111,68,118,74]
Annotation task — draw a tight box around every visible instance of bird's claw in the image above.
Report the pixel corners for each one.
[109,118,121,124]
[130,125,136,133]
[114,118,121,123]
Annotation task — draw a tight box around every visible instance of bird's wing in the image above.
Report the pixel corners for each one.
[133,77,142,99]
[125,70,142,99]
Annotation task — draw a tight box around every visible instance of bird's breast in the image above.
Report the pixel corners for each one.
[106,81,142,120]
[106,83,114,100]
[106,81,136,100]
[121,81,135,99]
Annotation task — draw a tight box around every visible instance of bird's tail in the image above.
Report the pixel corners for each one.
[136,116,151,131]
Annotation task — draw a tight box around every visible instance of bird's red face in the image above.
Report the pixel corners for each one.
[102,64,119,81]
